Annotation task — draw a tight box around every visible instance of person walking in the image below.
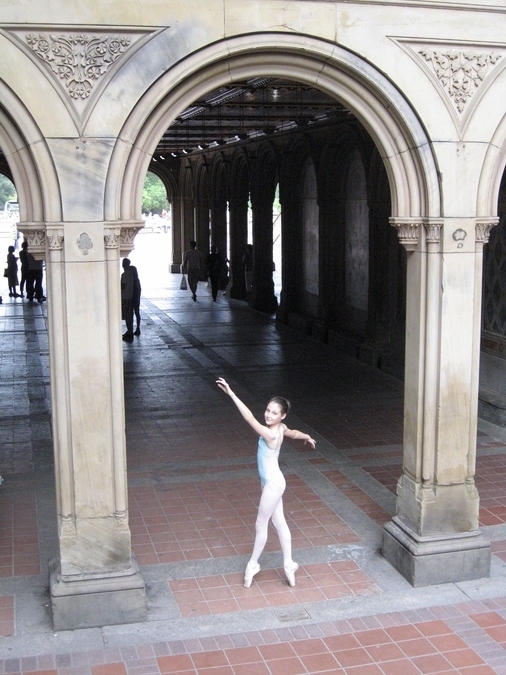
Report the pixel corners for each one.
[216,377,316,588]
[206,244,222,301]
[182,240,203,301]
[26,253,45,302]
[121,258,135,341]
[242,244,253,296]
[131,263,142,336]
[6,246,20,297]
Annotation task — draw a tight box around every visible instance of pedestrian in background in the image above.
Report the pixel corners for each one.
[182,240,203,302]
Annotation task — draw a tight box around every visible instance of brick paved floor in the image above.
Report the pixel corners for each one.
[1,232,506,674]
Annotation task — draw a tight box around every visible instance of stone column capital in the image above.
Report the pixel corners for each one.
[389,217,422,251]
[20,225,46,258]
[46,226,64,251]
[104,226,121,249]
[119,221,144,255]
[476,217,500,244]
[424,218,444,244]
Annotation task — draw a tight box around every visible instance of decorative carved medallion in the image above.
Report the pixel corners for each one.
[25,33,131,100]
[418,49,501,114]
[77,232,93,255]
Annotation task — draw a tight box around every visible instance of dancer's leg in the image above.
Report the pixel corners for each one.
[271,497,293,566]
[248,484,284,565]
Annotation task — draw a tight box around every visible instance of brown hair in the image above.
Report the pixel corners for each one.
[268,396,291,416]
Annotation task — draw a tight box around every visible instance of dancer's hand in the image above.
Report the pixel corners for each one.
[304,437,316,449]
[216,377,232,395]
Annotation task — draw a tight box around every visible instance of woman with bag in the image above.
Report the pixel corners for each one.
[6,246,20,298]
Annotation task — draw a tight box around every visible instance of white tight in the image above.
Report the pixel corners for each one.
[248,483,294,567]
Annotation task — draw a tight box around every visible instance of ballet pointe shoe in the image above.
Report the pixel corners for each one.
[244,561,260,588]
[284,562,299,587]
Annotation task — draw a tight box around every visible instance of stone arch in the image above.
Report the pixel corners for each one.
[106,33,441,225]
[0,81,61,224]
[477,111,506,219]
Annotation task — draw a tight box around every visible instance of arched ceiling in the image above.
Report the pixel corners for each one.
[153,77,353,158]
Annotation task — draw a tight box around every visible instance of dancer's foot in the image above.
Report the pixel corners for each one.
[244,561,260,588]
[284,562,299,587]
[134,327,140,336]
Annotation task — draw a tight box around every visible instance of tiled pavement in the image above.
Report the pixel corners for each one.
[1,242,506,673]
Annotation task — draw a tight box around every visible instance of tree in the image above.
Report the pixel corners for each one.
[0,174,16,210]
[142,172,169,214]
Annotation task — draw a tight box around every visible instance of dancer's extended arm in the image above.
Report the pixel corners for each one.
[216,377,275,442]
[283,427,316,449]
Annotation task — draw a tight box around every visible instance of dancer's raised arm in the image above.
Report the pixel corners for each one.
[216,377,276,442]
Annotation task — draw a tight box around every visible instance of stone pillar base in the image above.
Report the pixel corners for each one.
[382,517,490,587]
[50,558,147,630]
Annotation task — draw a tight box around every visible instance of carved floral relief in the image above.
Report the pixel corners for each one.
[25,33,131,101]
[418,49,501,114]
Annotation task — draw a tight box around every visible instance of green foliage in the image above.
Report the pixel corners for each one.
[0,175,16,210]
[142,172,169,214]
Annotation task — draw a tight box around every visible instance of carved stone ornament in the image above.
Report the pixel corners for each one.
[77,232,93,255]
[120,222,144,255]
[59,515,76,538]
[476,217,500,244]
[104,227,121,249]
[424,220,443,244]
[114,511,129,529]
[24,229,46,258]
[46,227,64,251]
[389,218,421,251]
[418,49,501,114]
[25,33,131,100]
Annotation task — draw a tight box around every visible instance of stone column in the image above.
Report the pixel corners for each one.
[382,217,492,586]
[250,159,278,314]
[47,222,146,630]
[170,193,183,273]
[228,192,248,299]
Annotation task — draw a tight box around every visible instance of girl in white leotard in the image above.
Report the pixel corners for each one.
[216,377,316,588]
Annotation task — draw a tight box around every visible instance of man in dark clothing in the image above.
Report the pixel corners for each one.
[182,240,203,301]
[206,244,222,301]
[19,241,29,298]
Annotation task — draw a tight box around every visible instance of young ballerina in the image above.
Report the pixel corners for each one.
[216,377,316,588]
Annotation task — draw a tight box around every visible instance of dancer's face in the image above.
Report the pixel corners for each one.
[264,402,286,427]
